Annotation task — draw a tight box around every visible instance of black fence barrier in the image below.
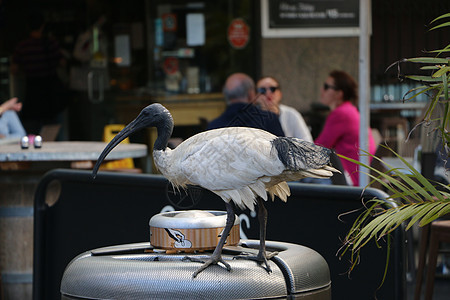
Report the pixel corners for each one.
[33,169,405,300]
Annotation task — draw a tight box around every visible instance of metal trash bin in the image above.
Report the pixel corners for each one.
[60,240,331,299]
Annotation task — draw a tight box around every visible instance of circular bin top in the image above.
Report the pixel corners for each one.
[61,240,331,299]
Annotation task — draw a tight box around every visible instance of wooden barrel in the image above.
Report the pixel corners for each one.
[0,170,40,300]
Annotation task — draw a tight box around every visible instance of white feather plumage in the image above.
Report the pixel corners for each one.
[93,103,339,277]
[154,127,336,212]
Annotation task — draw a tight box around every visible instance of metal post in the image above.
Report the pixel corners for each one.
[359,0,371,187]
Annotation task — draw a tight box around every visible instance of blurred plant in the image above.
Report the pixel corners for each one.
[339,13,450,285]
[387,13,450,156]
[338,148,450,283]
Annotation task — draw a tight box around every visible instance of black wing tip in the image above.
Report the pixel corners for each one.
[272,137,333,170]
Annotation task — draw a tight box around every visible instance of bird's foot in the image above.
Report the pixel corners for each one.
[234,251,278,273]
[183,254,231,278]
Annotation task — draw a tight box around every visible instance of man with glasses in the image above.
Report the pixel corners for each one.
[256,76,312,142]
[207,73,284,136]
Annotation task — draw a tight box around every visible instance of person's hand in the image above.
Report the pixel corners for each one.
[1,97,22,112]
[256,95,280,115]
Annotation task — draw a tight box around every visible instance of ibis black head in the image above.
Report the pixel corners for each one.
[92,103,173,178]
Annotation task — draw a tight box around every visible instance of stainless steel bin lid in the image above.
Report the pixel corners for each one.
[61,240,331,300]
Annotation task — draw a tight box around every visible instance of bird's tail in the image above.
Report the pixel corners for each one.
[267,182,291,202]
[302,166,340,179]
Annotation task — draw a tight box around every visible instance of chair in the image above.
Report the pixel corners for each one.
[329,151,349,185]
[414,220,450,300]
[39,124,61,141]
[329,142,388,187]
[100,124,142,173]
[380,117,409,156]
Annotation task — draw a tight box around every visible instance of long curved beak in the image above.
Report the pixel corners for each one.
[92,120,139,178]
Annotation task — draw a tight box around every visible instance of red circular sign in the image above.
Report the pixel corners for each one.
[227,19,250,49]
[163,57,179,75]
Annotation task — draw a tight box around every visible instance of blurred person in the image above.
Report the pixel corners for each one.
[208,73,284,136]
[256,76,313,142]
[0,97,26,139]
[315,70,376,186]
[73,15,108,66]
[11,11,67,135]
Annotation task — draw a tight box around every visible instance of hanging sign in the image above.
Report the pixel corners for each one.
[227,18,250,49]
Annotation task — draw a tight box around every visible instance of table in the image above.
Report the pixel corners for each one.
[0,141,148,171]
[0,141,146,162]
[0,141,147,299]
[381,156,416,174]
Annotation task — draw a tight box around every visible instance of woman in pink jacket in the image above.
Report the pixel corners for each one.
[315,70,376,186]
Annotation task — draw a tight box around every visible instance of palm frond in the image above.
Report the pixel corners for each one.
[337,146,450,274]
[385,13,450,152]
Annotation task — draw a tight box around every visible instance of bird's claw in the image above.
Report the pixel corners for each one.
[233,251,278,274]
[182,256,204,264]
[266,251,279,260]
[183,255,231,278]
[259,256,273,274]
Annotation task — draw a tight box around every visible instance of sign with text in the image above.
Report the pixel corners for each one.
[262,0,361,38]
[269,0,359,28]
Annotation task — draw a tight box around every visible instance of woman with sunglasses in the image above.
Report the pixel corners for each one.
[256,77,313,142]
[315,70,376,186]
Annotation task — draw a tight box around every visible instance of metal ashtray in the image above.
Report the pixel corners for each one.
[149,210,240,251]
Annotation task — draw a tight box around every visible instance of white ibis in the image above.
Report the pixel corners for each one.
[92,103,338,277]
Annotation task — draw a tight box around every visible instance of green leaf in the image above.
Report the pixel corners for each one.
[365,152,425,201]
[436,206,450,220]
[377,235,392,290]
[405,57,449,64]
[430,13,450,23]
[403,86,435,102]
[396,204,423,229]
[390,150,444,201]
[427,44,450,55]
[420,202,450,225]
[422,88,442,122]
[407,203,441,229]
[421,66,440,70]
[405,75,443,82]
[430,21,450,31]
[428,49,450,54]
[353,212,394,249]
[432,66,450,78]
[386,57,450,73]
[442,73,449,129]
[343,152,423,203]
